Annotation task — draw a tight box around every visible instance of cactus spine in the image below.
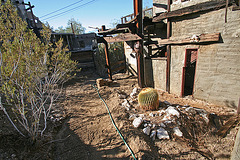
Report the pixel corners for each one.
[138,88,159,111]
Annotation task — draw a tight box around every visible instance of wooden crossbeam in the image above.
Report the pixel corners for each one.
[103,33,142,43]
[153,0,234,22]
[156,33,220,45]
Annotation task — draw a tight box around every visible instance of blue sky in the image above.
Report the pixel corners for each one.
[28,0,152,33]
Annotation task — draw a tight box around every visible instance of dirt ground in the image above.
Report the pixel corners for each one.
[0,68,239,160]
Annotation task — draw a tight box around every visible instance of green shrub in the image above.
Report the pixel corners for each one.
[0,0,76,141]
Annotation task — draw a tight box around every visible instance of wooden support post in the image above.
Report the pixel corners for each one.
[103,40,112,80]
[166,0,171,93]
[27,2,37,28]
[71,23,75,34]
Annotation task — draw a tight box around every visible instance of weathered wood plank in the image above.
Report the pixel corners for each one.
[104,33,142,43]
[98,27,130,35]
[153,0,233,22]
[157,33,220,45]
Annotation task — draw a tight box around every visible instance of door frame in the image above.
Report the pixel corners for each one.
[181,48,198,97]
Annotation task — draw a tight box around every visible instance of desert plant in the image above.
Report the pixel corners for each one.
[138,88,159,111]
[0,0,76,141]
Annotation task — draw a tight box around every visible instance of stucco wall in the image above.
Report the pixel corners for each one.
[170,7,240,107]
[124,42,138,76]
[145,58,166,89]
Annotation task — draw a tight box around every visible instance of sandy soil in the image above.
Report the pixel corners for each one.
[0,68,239,160]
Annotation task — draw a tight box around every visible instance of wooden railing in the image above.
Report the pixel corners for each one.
[121,7,153,24]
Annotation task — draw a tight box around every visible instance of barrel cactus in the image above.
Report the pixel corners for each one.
[138,88,159,111]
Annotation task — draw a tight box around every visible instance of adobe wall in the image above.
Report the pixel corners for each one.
[170,6,240,107]
[144,58,166,89]
[124,42,138,76]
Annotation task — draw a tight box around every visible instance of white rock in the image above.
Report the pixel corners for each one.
[149,113,154,117]
[166,106,180,117]
[133,117,143,128]
[118,94,127,99]
[158,110,166,116]
[164,120,172,124]
[144,123,148,128]
[143,126,151,135]
[122,99,131,107]
[152,124,156,129]
[160,123,166,128]
[129,114,137,120]
[173,127,183,137]
[150,130,157,141]
[200,113,209,123]
[157,128,170,140]
[130,87,138,98]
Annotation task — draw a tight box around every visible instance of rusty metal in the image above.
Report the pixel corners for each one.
[133,0,144,88]
[103,40,112,80]
[166,0,171,93]
[134,0,143,34]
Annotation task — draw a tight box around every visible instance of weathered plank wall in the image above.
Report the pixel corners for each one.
[170,6,240,107]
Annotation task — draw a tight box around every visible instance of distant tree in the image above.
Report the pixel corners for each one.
[55,18,86,34]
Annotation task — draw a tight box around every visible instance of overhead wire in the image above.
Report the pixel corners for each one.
[39,0,84,18]
[42,0,98,21]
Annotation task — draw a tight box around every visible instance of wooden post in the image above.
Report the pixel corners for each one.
[27,2,37,28]
[166,0,171,93]
[71,23,75,34]
[103,40,112,80]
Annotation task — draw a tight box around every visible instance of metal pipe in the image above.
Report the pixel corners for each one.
[134,0,144,88]
[166,0,171,93]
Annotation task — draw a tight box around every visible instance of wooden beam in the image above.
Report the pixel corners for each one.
[153,0,234,22]
[103,33,142,43]
[157,33,220,45]
[98,27,130,35]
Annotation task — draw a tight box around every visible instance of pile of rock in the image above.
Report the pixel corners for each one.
[118,88,222,141]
